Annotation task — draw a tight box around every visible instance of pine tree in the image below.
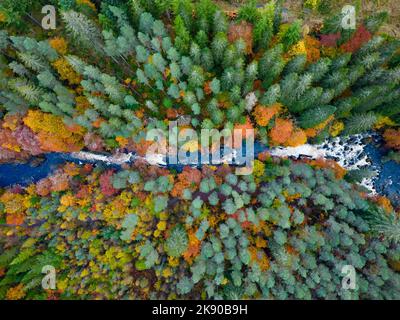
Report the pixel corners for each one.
[376,97,400,118]
[297,105,336,129]
[221,67,235,91]
[237,0,259,24]
[174,15,190,54]
[201,48,214,72]
[307,58,332,83]
[17,52,48,73]
[259,44,285,88]
[330,53,352,70]
[280,20,302,51]
[289,87,323,113]
[343,112,378,135]
[283,54,307,76]
[103,5,138,59]
[139,12,155,35]
[177,57,191,79]
[190,42,201,65]
[212,10,228,34]
[364,12,389,33]
[253,4,274,50]
[260,84,281,105]
[8,78,44,105]
[222,44,237,69]
[211,32,228,65]
[195,30,208,48]
[195,0,217,34]
[280,73,313,108]
[62,10,105,55]
[65,55,86,74]
[363,204,400,243]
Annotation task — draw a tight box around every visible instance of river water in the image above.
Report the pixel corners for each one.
[0,135,399,205]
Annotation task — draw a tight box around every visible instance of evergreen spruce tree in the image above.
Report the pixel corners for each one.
[298,105,336,129]
[62,10,105,55]
[259,44,285,89]
[283,54,307,76]
[343,112,378,135]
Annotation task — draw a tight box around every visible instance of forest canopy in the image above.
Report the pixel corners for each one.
[0,0,399,300]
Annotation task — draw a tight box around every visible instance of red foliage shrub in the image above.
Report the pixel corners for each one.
[320,33,341,47]
[99,170,118,196]
[228,20,253,54]
[12,126,43,155]
[340,25,372,53]
[76,185,90,199]
[84,132,105,152]
[36,179,52,196]
[49,173,70,192]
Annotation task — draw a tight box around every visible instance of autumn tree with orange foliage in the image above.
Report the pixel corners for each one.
[285,128,307,147]
[170,166,202,198]
[372,195,394,213]
[234,116,254,139]
[23,110,85,152]
[0,191,28,225]
[383,128,400,150]
[99,170,118,197]
[0,114,43,161]
[227,20,253,54]
[304,115,334,138]
[183,229,201,264]
[49,37,68,55]
[253,103,281,127]
[304,35,321,63]
[269,118,294,145]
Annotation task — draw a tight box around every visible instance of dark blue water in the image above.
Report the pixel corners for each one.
[0,153,121,187]
[365,140,400,206]
[0,141,266,187]
[0,141,399,205]
[0,153,69,187]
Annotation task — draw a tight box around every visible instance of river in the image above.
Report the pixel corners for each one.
[0,134,399,205]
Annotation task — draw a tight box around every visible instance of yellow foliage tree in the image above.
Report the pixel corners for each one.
[329,121,344,137]
[0,11,7,23]
[49,37,68,55]
[6,284,26,300]
[60,193,76,207]
[253,103,281,127]
[0,192,27,225]
[23,110,84,152]
[285,128,307,147]
[287,40,307,57]
[52,58,82,85]
[375,116,396,130]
